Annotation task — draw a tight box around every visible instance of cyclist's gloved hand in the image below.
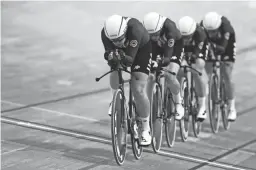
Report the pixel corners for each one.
[117,49,133,67]
[161,57,171,67]
[212,43,225,55]
[104,51,118,68]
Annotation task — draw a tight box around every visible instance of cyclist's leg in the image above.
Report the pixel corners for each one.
[165,62,184,120]
[205,43,214,79]
[177,58,186,83]
[205,62,213,81]
[131,41,152,145]
[221,34,236,120]
[165,40,184,120]
[160,72,165,108]
[146,47,161,104]
[108,71,119,116]
[221,61,235,100]
[147,73,155,102]
[192,57,208,119]
[192,44,208,120]
[205,61,213,97]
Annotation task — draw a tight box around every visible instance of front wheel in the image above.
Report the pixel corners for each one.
[164,88,176,147]
[130,102,143,160]
[179,77,189,142]
[111,89,127,165]
[208,73,221,133]
[151,83,163,153]
[191,83,202,138]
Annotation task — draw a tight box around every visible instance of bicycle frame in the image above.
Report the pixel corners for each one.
[207,48,231,130]
[179,54,203,138]
[151,62,177,112]
[96,64,132,124]
[180,58,202,92]
[207,50,230,103]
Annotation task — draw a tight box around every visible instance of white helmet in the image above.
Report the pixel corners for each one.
[143,12,167,34]
[104,14,128,40]
[178,16,197,36]
[202,12,222,30]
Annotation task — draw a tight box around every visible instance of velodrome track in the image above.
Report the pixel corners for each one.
[1,1,256,170]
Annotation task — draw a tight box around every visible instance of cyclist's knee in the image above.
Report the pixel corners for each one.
[222,62,234,82]
[147,73,155,83]
[165,62,180,81]
[223,72,233,84]
[222,62,234,74]
[168,62,180,73]
[165,74,180,95]
[131,72,148,99]
[193,58,206,71]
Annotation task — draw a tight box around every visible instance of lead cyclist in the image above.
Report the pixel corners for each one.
[101,14,152,145]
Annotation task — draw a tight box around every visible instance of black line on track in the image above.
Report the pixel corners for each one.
[188,139,256,170]
[1,116,111,143]
[2,44,256,114]
[1,80,129,113]
[239,105,256,116]
[236,44,256,55]
[1,116,254,170]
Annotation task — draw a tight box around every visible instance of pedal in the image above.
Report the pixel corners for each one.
[156,116,163,119]
[196,117,205,122]
[228,119,236,122]
[139,143,150,147]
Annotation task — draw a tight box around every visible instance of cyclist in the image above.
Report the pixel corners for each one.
[201,12,237,121]
[177,16,209,121]
[101,14,152,145]
[143,12,184,120]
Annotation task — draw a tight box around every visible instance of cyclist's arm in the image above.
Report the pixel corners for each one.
[194,26,207,57]
[163,22,182,66]
[163,36,175,60]
[125,26,143,62]
[151,41,159,61]
[215,17,234,53]
[101,28,116,59]
[214,34,229,53]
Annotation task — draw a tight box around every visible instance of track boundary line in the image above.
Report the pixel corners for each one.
[0,146,29,156]
[1,116,250,170]
[2,99,256,124]
[1,100,98,122]
[1,44,256,114]
[1,81,129,114]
